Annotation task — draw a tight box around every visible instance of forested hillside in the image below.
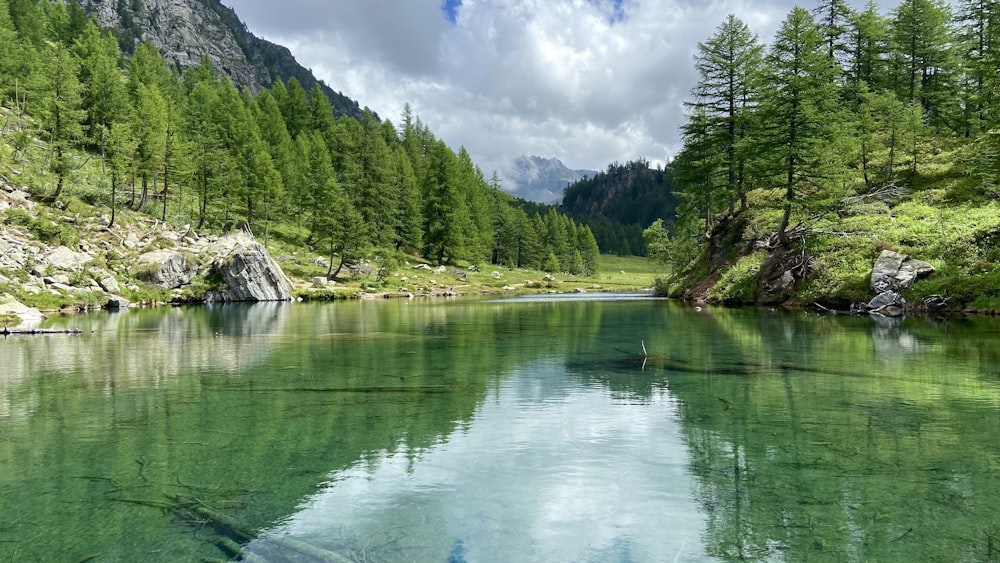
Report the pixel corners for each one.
[0,0,601,291]
[561,159,679,256]
[648,0,1000,311]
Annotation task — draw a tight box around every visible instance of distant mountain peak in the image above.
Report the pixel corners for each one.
[505,156,597,204]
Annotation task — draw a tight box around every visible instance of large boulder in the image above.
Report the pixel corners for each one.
[871,250,935,293]
[46,245,92,272]
[0,294,45,328]
[204,234,292,302]
[135,250,193,289]
[867,290,907,317]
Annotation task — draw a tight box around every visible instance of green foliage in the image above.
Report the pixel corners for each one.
[4,206,31,225]
[562,159,677,255]
[708,252,766,302]
[0,312,19,327]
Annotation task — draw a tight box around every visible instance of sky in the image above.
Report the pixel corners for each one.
[222,0,900,181]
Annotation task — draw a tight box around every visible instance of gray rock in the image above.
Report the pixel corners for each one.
[491,271,502,279]
[871,250,935,292]
[46,246,92,272]
[868,290,907,317]
[78,0,267,92]
[312,276,329,288]
[50,282,80,293]
[136,250,193,289]
[98,277,121,293]
[204,234,292,302]
[106,295,131,309]
[0,294,45,327]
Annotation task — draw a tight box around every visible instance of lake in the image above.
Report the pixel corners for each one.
[1,295,1000,562]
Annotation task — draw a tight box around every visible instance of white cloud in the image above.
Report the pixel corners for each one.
[225,0,900,178]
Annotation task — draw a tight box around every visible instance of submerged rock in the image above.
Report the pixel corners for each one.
[106,295,131,309]
[867,290,907,317]
[204,233,293,302]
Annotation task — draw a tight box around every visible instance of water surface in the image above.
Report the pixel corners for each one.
[1,297,999,561]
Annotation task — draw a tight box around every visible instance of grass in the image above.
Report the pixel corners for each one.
[666,135,1000,311]
[289,254,658,300]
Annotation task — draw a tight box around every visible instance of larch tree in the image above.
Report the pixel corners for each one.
[391,144,423,252]
[813,0,855,66]
[846,1,891,100]
[955,0,1000,134]
[758,7,842,247]
[890,0,956,132]
[130,82,167,211]
[74,22,126,160]
[38,44,85,201]
[685,14,764,215]
[281,77,310,139]
[422,140,470,265]
[356,109,396,248]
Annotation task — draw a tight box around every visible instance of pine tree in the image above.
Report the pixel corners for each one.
[105,120,134,228]
[422,140,471,265]
[0,0,20,100]
[391,145,423,252]
[74,22,126,159]
[813,0,854,64]
[281,77,310,138]
[185,75,225,229]
[308,83,336,139]
[39,44,85,201]
[890,0,956,132]
[307,133,366,279]
[255,88,297,219]
[758,7,843,247]
[356,109,396,248]
[846,1,891,100]
[456,147,493,265]
[955,0,1000,134]
[577,224,601,275]
[684,14,764,215]
[130,82,167,211]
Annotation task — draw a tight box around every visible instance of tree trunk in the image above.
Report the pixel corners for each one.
[110,171,117,229]
[197,175,208,230]
[327,242,336,278]
[161,159,169,222]
[138,175,148,211]
[332,253,347,280]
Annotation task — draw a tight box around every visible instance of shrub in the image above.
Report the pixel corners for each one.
[709,252,766,303]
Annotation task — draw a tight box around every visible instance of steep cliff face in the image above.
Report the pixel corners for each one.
[75,0,364,119]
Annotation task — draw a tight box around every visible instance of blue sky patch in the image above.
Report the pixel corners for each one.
[442,0,462,23]
[588,0,627,24]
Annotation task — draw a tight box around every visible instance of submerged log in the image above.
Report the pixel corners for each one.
[165,494,351,563]
[1,327,83,335]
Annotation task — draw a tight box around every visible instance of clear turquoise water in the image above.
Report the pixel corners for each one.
[1,297,999,561]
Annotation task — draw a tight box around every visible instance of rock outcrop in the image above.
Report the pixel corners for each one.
[73,0,363,119]
[135,250,193,289]
[204,234,293,303]
[871,250,935,292]
[0,294,45,328]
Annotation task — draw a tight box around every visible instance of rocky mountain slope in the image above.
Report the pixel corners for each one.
[74,0,364,119]
[506,156,596,204]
